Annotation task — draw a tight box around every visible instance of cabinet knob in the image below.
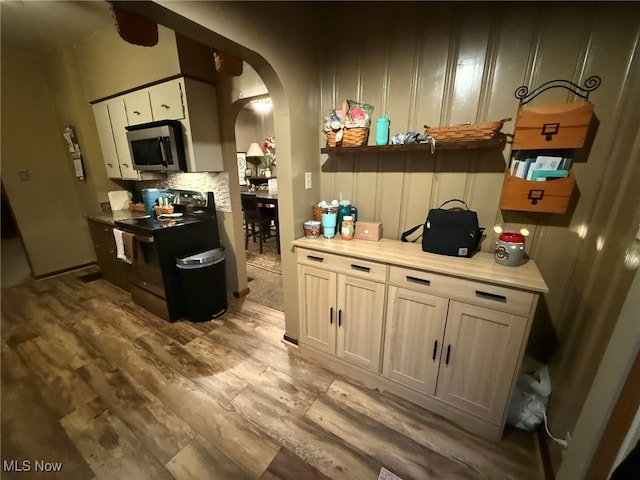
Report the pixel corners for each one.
[107,163,113,167]
[133,110,141,115]
[161,104,170,109]
[122,163,130,168]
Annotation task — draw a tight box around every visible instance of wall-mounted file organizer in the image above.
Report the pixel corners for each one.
[500,76,601,214]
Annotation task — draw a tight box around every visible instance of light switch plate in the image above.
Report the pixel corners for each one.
[305,172,312,189]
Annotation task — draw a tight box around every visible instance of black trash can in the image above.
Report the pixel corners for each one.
[176,247,227,321]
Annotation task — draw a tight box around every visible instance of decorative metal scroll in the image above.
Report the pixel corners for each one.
[514,76,602,105]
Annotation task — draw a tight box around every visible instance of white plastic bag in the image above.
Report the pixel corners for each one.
[507,355,552,431]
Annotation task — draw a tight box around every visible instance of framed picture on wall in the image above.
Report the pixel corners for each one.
[237,152,247,185]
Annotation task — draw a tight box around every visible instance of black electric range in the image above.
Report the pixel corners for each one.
[115,211,213,235]
[114,190,221,321]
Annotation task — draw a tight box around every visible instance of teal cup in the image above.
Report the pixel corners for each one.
[321,211,338,238]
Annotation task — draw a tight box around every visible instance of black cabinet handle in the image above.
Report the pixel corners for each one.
[475,290,507,303]
[432,340,438,360]
[307,255,324,262]
[350,264,370,272]
[330,307,333,325]
[407,276,430,286]
[338,309,342,327]
[445,344,451,365]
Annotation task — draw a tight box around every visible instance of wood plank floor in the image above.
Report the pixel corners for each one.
[1,266,543,480]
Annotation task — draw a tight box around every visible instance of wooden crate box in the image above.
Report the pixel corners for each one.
[500,170,576,214]
[513,101,594,150]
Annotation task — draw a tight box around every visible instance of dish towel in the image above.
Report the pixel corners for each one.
[113,228,133,264]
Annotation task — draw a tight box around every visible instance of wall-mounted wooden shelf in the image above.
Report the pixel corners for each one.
[320,136,505,154]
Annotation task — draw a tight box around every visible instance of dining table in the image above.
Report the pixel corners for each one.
[241,190,280,253]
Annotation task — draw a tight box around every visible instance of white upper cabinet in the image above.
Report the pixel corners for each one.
[148,79,185,121]
[92,77,223,178]
[123,90,153,125]
[179,78,224,172]
[92,102,122,179]
[92,98,140,180]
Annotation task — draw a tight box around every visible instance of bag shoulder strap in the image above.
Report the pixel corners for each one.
[439,198,470,210]
[401,224,423,242]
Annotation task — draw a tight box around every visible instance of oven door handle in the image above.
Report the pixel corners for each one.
[135,234,154,243]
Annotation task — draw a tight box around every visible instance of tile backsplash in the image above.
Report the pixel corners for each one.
[136,172,231,212]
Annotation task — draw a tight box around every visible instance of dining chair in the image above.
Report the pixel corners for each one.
[241,194,277,254]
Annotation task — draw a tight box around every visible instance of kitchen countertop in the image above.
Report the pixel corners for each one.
[292,236,549,293]
[87,209,149,226]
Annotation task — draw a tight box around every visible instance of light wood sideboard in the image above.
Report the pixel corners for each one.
[292,237,549,441]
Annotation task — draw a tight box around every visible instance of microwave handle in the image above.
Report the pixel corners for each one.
[158,137,169,167]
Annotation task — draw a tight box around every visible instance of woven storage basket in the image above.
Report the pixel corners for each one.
[111,4,158,46]
[326,131,338,147]
[213,51,243,76]
[325,127,369,147]
[424,117,511,141]
[313,205,324,234]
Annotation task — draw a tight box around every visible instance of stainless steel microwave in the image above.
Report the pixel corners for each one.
[125,119,187,172]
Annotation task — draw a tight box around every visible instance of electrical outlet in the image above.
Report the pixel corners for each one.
[304,172,312,190]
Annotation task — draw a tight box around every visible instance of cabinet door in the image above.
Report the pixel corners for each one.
[436,301,527,423]
[92,102,122,178]
[149,79,185,120]
[87,221,129,291]
[107,99,140,180]
[123,90,153,125]
[298,265,336,354]
[336,274,386,372]
[382,286,448,395]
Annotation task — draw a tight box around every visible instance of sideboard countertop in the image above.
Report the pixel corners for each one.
[292,236,549,293]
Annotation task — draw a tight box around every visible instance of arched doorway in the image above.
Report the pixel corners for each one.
[123,1,321,342]
[234,95,283,311]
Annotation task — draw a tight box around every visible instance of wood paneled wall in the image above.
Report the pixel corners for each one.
[318,0,640,456]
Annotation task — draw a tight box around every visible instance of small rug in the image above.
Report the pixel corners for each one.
[245,236,281,274]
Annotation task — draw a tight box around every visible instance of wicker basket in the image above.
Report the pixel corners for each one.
[111,4,158,47]
[128,203,146,213]
[154,205,174,215]
[213,51,243,77]
[326,127,369,147]
[326,131,339,147]
[312,205,324,234]
[424,118,511,141]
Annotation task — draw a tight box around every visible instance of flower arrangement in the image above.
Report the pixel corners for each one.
[262,136,276,169]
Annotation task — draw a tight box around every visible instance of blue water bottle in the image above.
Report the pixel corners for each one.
[376,113,390,145]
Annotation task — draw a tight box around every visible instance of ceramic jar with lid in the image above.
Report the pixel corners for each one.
[495,232,526,266]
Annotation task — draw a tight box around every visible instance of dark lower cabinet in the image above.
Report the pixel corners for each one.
[87,219,129,291]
